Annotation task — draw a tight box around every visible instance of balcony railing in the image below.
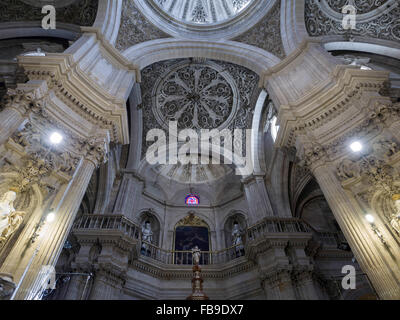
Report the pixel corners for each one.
[73,214,140,240]
[140,241,245,265]
[73,215,323,266]
[247,217,311,241]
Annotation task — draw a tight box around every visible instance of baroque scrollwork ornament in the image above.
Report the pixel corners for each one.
[2,88,46,116]
[390,194,400,236]
[305,0,400,42]
[0,190,26,249]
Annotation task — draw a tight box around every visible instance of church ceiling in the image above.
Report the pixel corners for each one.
[139,58,259,184]
[116,0,170,51]
[233,0,284,59]
[324,0,390,14]
[305,0,400,43]
[152,162,234,184]
[116,0,284,58]
[141,58,259,156]
[0,0,98,27]
[152,0,253,25]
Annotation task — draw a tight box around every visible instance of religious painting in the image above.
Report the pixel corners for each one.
[174,225,209,265]
[175,226,209,251]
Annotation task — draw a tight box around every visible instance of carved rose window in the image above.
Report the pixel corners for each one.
[153,62,238,131]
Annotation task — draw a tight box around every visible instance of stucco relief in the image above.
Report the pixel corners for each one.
[305,0,400,42]
[233,1,285,59]
[141,58,259,158]
[115,0,170,51]
[0,0,98,26]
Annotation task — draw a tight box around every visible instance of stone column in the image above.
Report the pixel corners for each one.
[113,173,143,217]
[312,164,400,299]
[4,158,96,299]
[242,175,274,224]
[292,269,319,300]
[0,108,25,146]
[0,81,48,146]
[89,269,123,300]
[261,269,296,300]
[62,274,88,300]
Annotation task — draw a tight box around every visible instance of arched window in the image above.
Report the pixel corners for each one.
[185,194,200,205]
[270,116,280,142]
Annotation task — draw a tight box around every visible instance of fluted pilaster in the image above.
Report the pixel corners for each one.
[313,165,400,299]
[12,159,95,299]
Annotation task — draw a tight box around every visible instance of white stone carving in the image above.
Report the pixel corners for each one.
[0,191,25,248]
[391,197,400,235]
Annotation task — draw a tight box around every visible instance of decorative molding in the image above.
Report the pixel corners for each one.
[18,54,130,144]
[115,0,170,52]
[233,0,285,59]
[0,0,98,26]
[140,58,259,158]
[305,0,400,43]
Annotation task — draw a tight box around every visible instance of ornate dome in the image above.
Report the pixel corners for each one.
[152,162,233,184]
[133,0,276,40]
[152,0,253,25]
[20,0,79,8]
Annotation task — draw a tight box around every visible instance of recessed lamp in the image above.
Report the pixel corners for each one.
[50,132,63,145]
[46,212,56,223]
[350,141,363,153]
[365,214,375,224]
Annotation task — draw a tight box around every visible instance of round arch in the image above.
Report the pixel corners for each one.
[122,38,281,75]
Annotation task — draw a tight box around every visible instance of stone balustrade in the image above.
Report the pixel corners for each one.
[140,242,245,266]
[73,214,140,240]
[247,217,311,241]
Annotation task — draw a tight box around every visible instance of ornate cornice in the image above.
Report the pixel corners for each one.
[81,27,141,82]
[130,257,256,280]
[277,68,390,154]
[18,54,130,144]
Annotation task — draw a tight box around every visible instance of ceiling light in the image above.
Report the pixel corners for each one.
[46,211,56,223]
[350,141,362,153]
[50,132,63,145]
[365,214,375,224]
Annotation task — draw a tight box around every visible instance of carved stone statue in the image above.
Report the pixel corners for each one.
[0,191,25,247]
[192,245,201,266]
[232,222,244,256]
[141,221,153,253]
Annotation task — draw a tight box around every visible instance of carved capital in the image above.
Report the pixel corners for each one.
[260,266,293,288]
[2,87,46,116]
